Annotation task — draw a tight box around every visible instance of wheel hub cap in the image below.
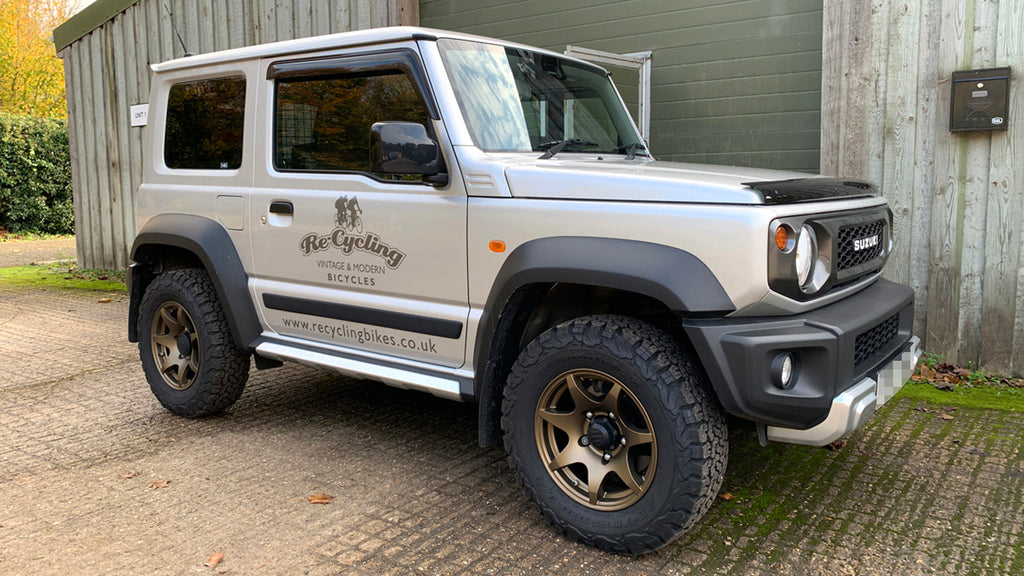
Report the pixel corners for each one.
[586,416,620,451]
[176,332,192,357]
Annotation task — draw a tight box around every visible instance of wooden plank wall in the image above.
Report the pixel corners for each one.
[59,0,413,271]
[821,0,1024,374]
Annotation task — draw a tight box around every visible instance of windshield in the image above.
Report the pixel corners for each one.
[437,39,646,155]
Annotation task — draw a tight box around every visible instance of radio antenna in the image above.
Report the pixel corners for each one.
[163,3,193,57]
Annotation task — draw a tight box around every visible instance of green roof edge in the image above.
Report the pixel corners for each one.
[53,0,140,53]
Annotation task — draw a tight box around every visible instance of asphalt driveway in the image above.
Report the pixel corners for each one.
[0,281,1021,575]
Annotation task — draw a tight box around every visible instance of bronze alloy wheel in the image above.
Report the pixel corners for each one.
[150,301,201,391]
[534,369,657,511]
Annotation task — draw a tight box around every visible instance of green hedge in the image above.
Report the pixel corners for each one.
[0,115,74,235]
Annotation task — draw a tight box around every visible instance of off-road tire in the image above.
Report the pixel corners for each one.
[502,315,728,554]
[138,269,250,417]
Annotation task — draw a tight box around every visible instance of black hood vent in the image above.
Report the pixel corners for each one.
[743,178,877,204]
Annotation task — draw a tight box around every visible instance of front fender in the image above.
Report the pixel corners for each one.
[473,236,734,446]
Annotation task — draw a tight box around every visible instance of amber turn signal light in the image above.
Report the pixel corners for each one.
[775,225,791,251]
[489,240,506,253]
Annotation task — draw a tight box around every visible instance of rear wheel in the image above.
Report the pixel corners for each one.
[138,269,250,417]
[502,315,727,554]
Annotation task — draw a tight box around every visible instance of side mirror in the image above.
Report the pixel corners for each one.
[370,122,446,184]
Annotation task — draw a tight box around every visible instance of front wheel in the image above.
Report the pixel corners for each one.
[501,315,727,554]
[138,269,250,417]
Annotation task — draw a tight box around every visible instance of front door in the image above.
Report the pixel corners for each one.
[249,45,468,369]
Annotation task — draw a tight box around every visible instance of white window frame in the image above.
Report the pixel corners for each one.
[564,45,652,143]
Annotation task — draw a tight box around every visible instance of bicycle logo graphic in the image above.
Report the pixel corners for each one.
[334,195,363,233]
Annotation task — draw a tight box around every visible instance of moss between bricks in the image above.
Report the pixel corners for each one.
[897,380,1024,413]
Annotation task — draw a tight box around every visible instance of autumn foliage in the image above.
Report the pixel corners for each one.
[0,0,77,118]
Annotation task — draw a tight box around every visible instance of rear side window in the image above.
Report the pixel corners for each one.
[274,71,429,173]
[164,76,246,170]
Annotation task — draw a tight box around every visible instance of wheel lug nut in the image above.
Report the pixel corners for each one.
[603,452,612,462]
[580,437,590,446]
[585,411,594,420]
[620,437,627,446]
[608,412,616,420]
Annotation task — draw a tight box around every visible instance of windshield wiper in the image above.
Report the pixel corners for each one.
[618,142,649,160]
[537,138,599,159]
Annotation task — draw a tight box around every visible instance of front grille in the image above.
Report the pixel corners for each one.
[837,220,885,270]
[854,313,899,368]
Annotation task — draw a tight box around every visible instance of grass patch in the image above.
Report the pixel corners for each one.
[0,262,125,292]
[896,380,1024,413]
[0,232,73,242]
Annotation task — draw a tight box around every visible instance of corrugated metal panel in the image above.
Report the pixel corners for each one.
[822,0,1024,375]
[59,0,406,270]
[422,0,823,171]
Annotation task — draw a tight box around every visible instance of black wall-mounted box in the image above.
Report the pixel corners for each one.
[950,67,1011,131]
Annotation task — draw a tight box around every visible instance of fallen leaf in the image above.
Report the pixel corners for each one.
[119,470,141,480]
[308,492,334,504]
[718,492,736,501]
[826,439,847,451]
[919,364,935,381]
[932,379,957,391]
[147,479,171,489]
[204,552,224,568]
[97,298,112,303]
[913,406,934,413]
[937,414,955,421]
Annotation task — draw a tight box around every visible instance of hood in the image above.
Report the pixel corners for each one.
[503,157,876,205]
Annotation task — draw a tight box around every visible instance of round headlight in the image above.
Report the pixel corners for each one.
[795,225,814,286]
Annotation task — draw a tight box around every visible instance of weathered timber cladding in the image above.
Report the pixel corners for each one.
[822,0,1024,374]
[421,0,824,172]
[58,0,413,270]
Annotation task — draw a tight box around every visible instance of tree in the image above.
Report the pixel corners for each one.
[0,0,78,118]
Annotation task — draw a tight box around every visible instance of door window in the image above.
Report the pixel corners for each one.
[273,70,430,175]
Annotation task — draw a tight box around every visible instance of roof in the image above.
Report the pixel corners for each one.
[53,0,139,52]
[148,26,582,73]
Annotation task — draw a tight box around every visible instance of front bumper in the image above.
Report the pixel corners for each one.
[683,278,916,433]
[766,335,920,445]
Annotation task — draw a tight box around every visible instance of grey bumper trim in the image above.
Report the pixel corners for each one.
[766,336,921,446]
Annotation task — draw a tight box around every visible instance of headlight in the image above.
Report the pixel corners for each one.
[795,225,814,286]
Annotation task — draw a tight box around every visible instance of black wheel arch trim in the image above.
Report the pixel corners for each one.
[128,214,261,352]
[473,236,734,446]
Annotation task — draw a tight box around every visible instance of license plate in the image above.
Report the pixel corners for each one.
[875,336,921,406]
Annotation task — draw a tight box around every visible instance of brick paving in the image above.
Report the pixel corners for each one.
[0,283,1022,575]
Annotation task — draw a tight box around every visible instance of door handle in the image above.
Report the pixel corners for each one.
[269,201,293,215]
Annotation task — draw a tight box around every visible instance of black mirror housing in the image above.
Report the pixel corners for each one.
[370,121,441,176]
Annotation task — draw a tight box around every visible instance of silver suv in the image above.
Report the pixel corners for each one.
[128,27,920,554]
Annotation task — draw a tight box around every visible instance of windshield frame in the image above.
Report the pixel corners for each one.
[435,38,646,156]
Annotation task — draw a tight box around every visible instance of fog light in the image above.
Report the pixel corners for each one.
[771,353,796,390]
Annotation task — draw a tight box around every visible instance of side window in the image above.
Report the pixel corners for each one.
[164,76,246,170]
[274,71,429,173]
